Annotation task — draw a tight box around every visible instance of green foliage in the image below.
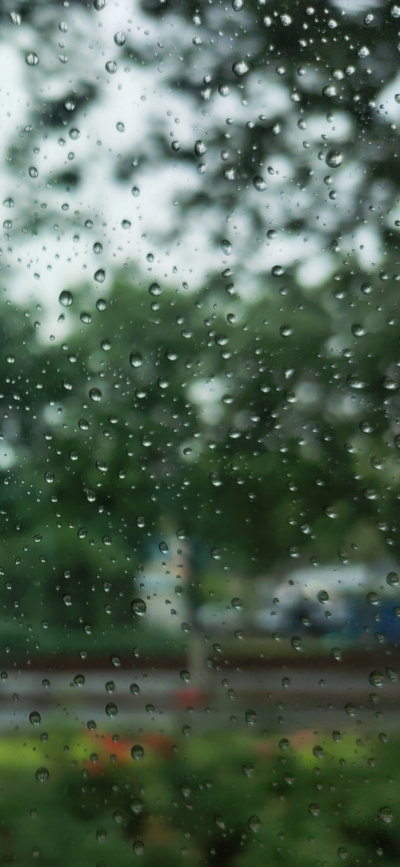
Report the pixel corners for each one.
[0,727,398,867]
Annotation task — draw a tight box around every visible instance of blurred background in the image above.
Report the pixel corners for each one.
[0,0,400,863]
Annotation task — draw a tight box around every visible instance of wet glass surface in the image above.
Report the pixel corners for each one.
[0,0,399,864]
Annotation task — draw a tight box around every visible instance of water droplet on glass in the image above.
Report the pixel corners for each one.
[94,268,105,283]
[280,325,292,338]
[253,175,266,191]
[59,290,73,307]
[105,702,117,717]
[133,840,144,855]
[35,767,49,783]
[378,806,393,823]
[326,149,343,168]
[131,744,144,760]
[105,60,117,74]
[26,53,39,66]
[232,60,249,76]
[131,598,146,616]
[369,670,384,687]
[387,571,399,586]
[351,323,365,337]
[317,590,329,603]
[248,815,260,832]
[80,312,92,325]
[309,803,320,817]
[114,31,126,45]
[130,352,143,368]
[29,711,41,725]
[89,387,102,402]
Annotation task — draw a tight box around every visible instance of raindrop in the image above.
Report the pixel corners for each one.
[89,387,102,402]
[131,598,146,616]
[132,186,140,197]
[93,242,103,254]
[194,140,207,156]
[312,745,323,759]
[351,323,365,337]
[133,841,144,855]
[317,590,329,603]
[59,290,73,307]
[131,744,144,760]
[366,591,379,606]
[280,325,292,338]
[149,282,162,296]
[253,176,266,191]
[114,31,125,45]
[29,711,41,725]
[387,572,399,586]
[232,60,249,76]
[105,702,118,717]
[26,53,39,66]
[309,803,320,817]
[325,149,343,168]
[245,708,256,725]
[29,167,39,178]
[94,269,105,283]
[35,767,49,783]
[369,670,384,687]
[130,352,143,368]
[105,60,117,74]
[248,815,260,832]
[378,806,393,823]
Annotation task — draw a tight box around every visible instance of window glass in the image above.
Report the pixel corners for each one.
[0,1,399,865]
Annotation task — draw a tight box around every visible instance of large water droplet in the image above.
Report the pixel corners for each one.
[131,598,146,615]
[130,352,143,368]
[59,290,73,307]
[26,52,39,66]
[232,60,249,76]
[89,387,102,402]
[252,175,266,191]
[325,149,343,168]
[131,743,144,760]
[35,767,49,783]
